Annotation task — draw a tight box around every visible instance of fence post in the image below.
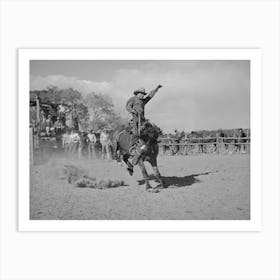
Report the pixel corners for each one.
[36,94,40,123]
[35,95,40,149]
[30,126,34,165]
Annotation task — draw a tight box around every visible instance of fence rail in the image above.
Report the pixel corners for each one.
[163,142,251,146]
[158,137,250,155]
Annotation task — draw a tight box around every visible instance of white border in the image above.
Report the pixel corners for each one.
[18,49,262,232]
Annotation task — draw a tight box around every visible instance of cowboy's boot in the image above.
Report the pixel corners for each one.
[131,141,146,166]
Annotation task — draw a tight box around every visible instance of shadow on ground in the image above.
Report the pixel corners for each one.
[137,172,215,188]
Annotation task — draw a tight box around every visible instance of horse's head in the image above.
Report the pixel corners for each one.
[141,121,160,140]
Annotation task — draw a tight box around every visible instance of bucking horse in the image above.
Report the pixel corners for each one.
[114,121,166,193]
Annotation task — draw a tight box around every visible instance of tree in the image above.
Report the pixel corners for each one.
[30,87,128,132]
[30,86,83,105]
[60,88,83,105]
[30,87,88,129]
[85,92,125,131]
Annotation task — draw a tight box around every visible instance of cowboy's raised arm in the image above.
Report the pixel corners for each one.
[144,85,163,104]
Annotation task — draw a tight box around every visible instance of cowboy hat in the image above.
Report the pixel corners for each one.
[133,87,147,95]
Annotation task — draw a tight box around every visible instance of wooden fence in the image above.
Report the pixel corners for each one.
[30,130,250,164]
[158,137,250,155]
[30,125,40,165]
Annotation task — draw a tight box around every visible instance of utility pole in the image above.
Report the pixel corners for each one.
[30,125,34,165]
[35,94,40,148]
[36,94,40,123]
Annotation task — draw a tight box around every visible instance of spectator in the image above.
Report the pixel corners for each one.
[54,117,65,145]
[78,131,89,159]
[167,133,178,155]
[40,110,46,131]
[62,129,71,156]
[32,120,39,149]
[71,105,79,131]
[87,130,97,159]
[235,128,247,153]
[174,129,180,139]
[100,129,111,160]
[54,117,64,133]
[182,133,189,155]
[45,115,53,136]
[58,103,66,125]
[69,129,80,158]
[214,130,225,153]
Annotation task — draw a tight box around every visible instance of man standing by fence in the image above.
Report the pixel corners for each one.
[87,130,97,159]
[100,129,111,160]
[62,129,71,156]
[69,129,80,158]
[54,117,65,147]
[45,115,53,136]
[235,128,247,153]
[78,131,89,159]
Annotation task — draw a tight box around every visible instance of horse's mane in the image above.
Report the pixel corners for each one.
[141,121,161,140]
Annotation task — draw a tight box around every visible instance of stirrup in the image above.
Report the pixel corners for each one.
[129,146,137,155]
[131,147,145,165]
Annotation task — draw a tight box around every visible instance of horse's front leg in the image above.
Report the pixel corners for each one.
[150,159,166,189]
[138,159,152,190]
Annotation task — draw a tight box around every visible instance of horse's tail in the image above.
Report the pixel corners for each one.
[113,130,125,160]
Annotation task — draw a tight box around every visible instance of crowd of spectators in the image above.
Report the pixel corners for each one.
[30,108,114,160]
[61,128,113,160]
[61,129,113,160]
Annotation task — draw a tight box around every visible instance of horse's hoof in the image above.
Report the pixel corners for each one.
[147,188,160,193]
[127,168,133,176]
[159,182,168,189]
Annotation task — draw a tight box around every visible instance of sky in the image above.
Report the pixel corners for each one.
[30,60,250,133]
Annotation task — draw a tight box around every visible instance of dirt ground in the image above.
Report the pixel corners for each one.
[30,154,250,220]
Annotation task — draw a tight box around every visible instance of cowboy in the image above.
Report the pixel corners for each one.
[126,84,162,165]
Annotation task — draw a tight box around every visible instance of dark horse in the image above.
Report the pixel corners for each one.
[114,122,166,192]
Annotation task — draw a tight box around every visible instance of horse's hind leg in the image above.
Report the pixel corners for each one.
[123,154,134,176]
